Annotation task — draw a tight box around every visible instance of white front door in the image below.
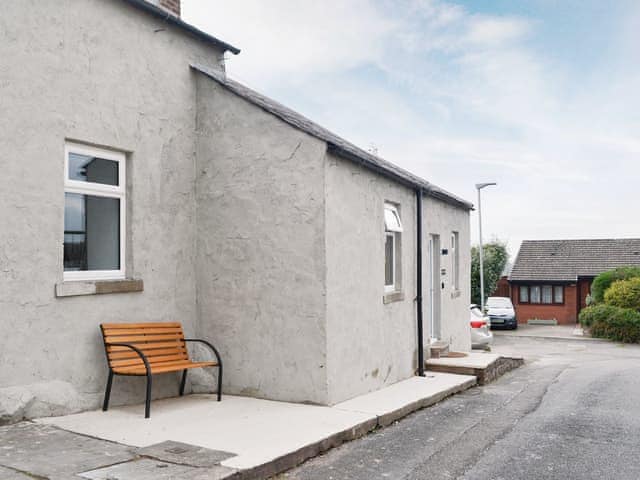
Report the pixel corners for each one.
[428,234,442,342]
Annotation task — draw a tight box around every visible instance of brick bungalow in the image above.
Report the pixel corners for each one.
[509,239,640,325]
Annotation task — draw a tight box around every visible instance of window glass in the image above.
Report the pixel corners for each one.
[554,285,563,303]
[384,205,403,232]
[69,152,119,186]
[64,193,120,271]
[385,234,394,287]
[519,285,529,303]
[542,285,553,304]
[451,232,459,290]
[530,285,541,303]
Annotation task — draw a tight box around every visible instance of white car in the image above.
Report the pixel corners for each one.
[486,296,517,329]
[470,304,493,348]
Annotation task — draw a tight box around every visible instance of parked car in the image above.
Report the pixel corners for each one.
[470,304,493,348]
[486,296,517,329]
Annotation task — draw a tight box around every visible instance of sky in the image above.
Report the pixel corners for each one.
[183,0,640,259]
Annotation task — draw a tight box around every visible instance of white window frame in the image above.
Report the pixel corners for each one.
[385,232,396,293]
[384,203,402,293]
[63,142,126,281]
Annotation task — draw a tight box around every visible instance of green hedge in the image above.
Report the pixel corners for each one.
[591,267,640,303]
[579,304,620,328]
[604,277,640,310]
[580,304,640,343]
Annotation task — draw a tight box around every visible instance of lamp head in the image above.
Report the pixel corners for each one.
[475,182,497,190]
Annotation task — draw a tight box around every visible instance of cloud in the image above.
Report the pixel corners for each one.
[183,0,640,254]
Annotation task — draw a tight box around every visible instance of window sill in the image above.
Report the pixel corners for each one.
[383,291,405,304]
[55,279,144,298]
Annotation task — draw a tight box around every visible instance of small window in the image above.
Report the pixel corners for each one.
[542,285,553,304]
[519,285,529,303]
[384,204,403,232]
[64,143,126,281]
[384,203,402,293]
[554,285,564,304]
[530,285,541,303]
[451,231,459,291]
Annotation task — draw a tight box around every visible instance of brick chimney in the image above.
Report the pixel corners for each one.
[149,0,180,17]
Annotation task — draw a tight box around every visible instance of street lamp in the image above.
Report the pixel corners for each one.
[475,182,497,313]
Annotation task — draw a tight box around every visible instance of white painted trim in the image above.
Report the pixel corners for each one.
[384,232,396,292]
[63,142,126,282]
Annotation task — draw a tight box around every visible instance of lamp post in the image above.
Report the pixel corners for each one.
[475,182,497,313]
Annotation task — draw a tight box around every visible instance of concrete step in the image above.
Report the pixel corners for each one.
[429,341,449,359]
[426,353,524,385]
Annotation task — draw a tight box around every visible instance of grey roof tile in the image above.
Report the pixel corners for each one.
[191,64,473,211]
[510,239,640,282]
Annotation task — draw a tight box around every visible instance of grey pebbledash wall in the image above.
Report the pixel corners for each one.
[0,0,226,422]
[194,77,330,404]
[0,0,471,421]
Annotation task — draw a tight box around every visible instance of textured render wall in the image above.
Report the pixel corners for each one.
[512,284,578,324]
[0,0,225,421]
[422,196,472,353]
[194,77,329,404]
[325,153,417,405]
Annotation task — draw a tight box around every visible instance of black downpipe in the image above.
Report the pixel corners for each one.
[416,188,425,376]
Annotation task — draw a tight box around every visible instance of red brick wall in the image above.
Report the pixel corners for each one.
[511,284,578,325]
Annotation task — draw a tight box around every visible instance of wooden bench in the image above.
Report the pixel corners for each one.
[100,322,222,418]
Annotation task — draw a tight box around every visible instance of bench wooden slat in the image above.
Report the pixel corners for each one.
[113,360,217,375]
[102,327,184,336]
[110,353,190,368]
[102,322,182,329]
[104,334,185,343]
[107,341,186,353]
[108,347,188,360]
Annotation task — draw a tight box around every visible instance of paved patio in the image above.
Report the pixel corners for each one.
[24,372,475,479]
[493,324,602,341]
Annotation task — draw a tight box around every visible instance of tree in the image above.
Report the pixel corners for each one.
[471,241,508,306]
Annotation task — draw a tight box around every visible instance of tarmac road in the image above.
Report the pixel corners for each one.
[280,334,640,480]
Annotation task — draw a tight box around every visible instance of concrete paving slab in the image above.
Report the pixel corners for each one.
[0,465,33,479]
[79,458,197,479]
[136,440,235,467]
[426,352,501,369]
[0,422,135,479]
[334,373,476,426]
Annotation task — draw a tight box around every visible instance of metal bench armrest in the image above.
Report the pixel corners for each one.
[104,342,151,375]
[183,338,223,367]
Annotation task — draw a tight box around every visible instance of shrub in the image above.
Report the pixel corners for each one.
[589,306,640,343]
[604,277,640,310]
[579,304,620,328]
[591,267,640,303]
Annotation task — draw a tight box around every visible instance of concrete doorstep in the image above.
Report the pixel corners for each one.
[0,372,475,480]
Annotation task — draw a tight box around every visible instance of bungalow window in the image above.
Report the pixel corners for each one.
[554,285,564,303]
[384,203,403,293]
[519,284,565,304]
[542,285,553,304]
[530,285,541,303]
[63,142,126,281]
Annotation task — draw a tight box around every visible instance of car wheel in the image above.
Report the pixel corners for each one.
[512,323,518,330]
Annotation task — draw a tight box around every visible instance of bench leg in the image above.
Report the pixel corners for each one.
[217,363,223,402]
[102,371,114,412]
[179,370,188,396]
[145,372,152,419]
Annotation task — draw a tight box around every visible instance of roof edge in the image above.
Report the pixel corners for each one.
[190,63,473,211]
[123,0,240,55]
